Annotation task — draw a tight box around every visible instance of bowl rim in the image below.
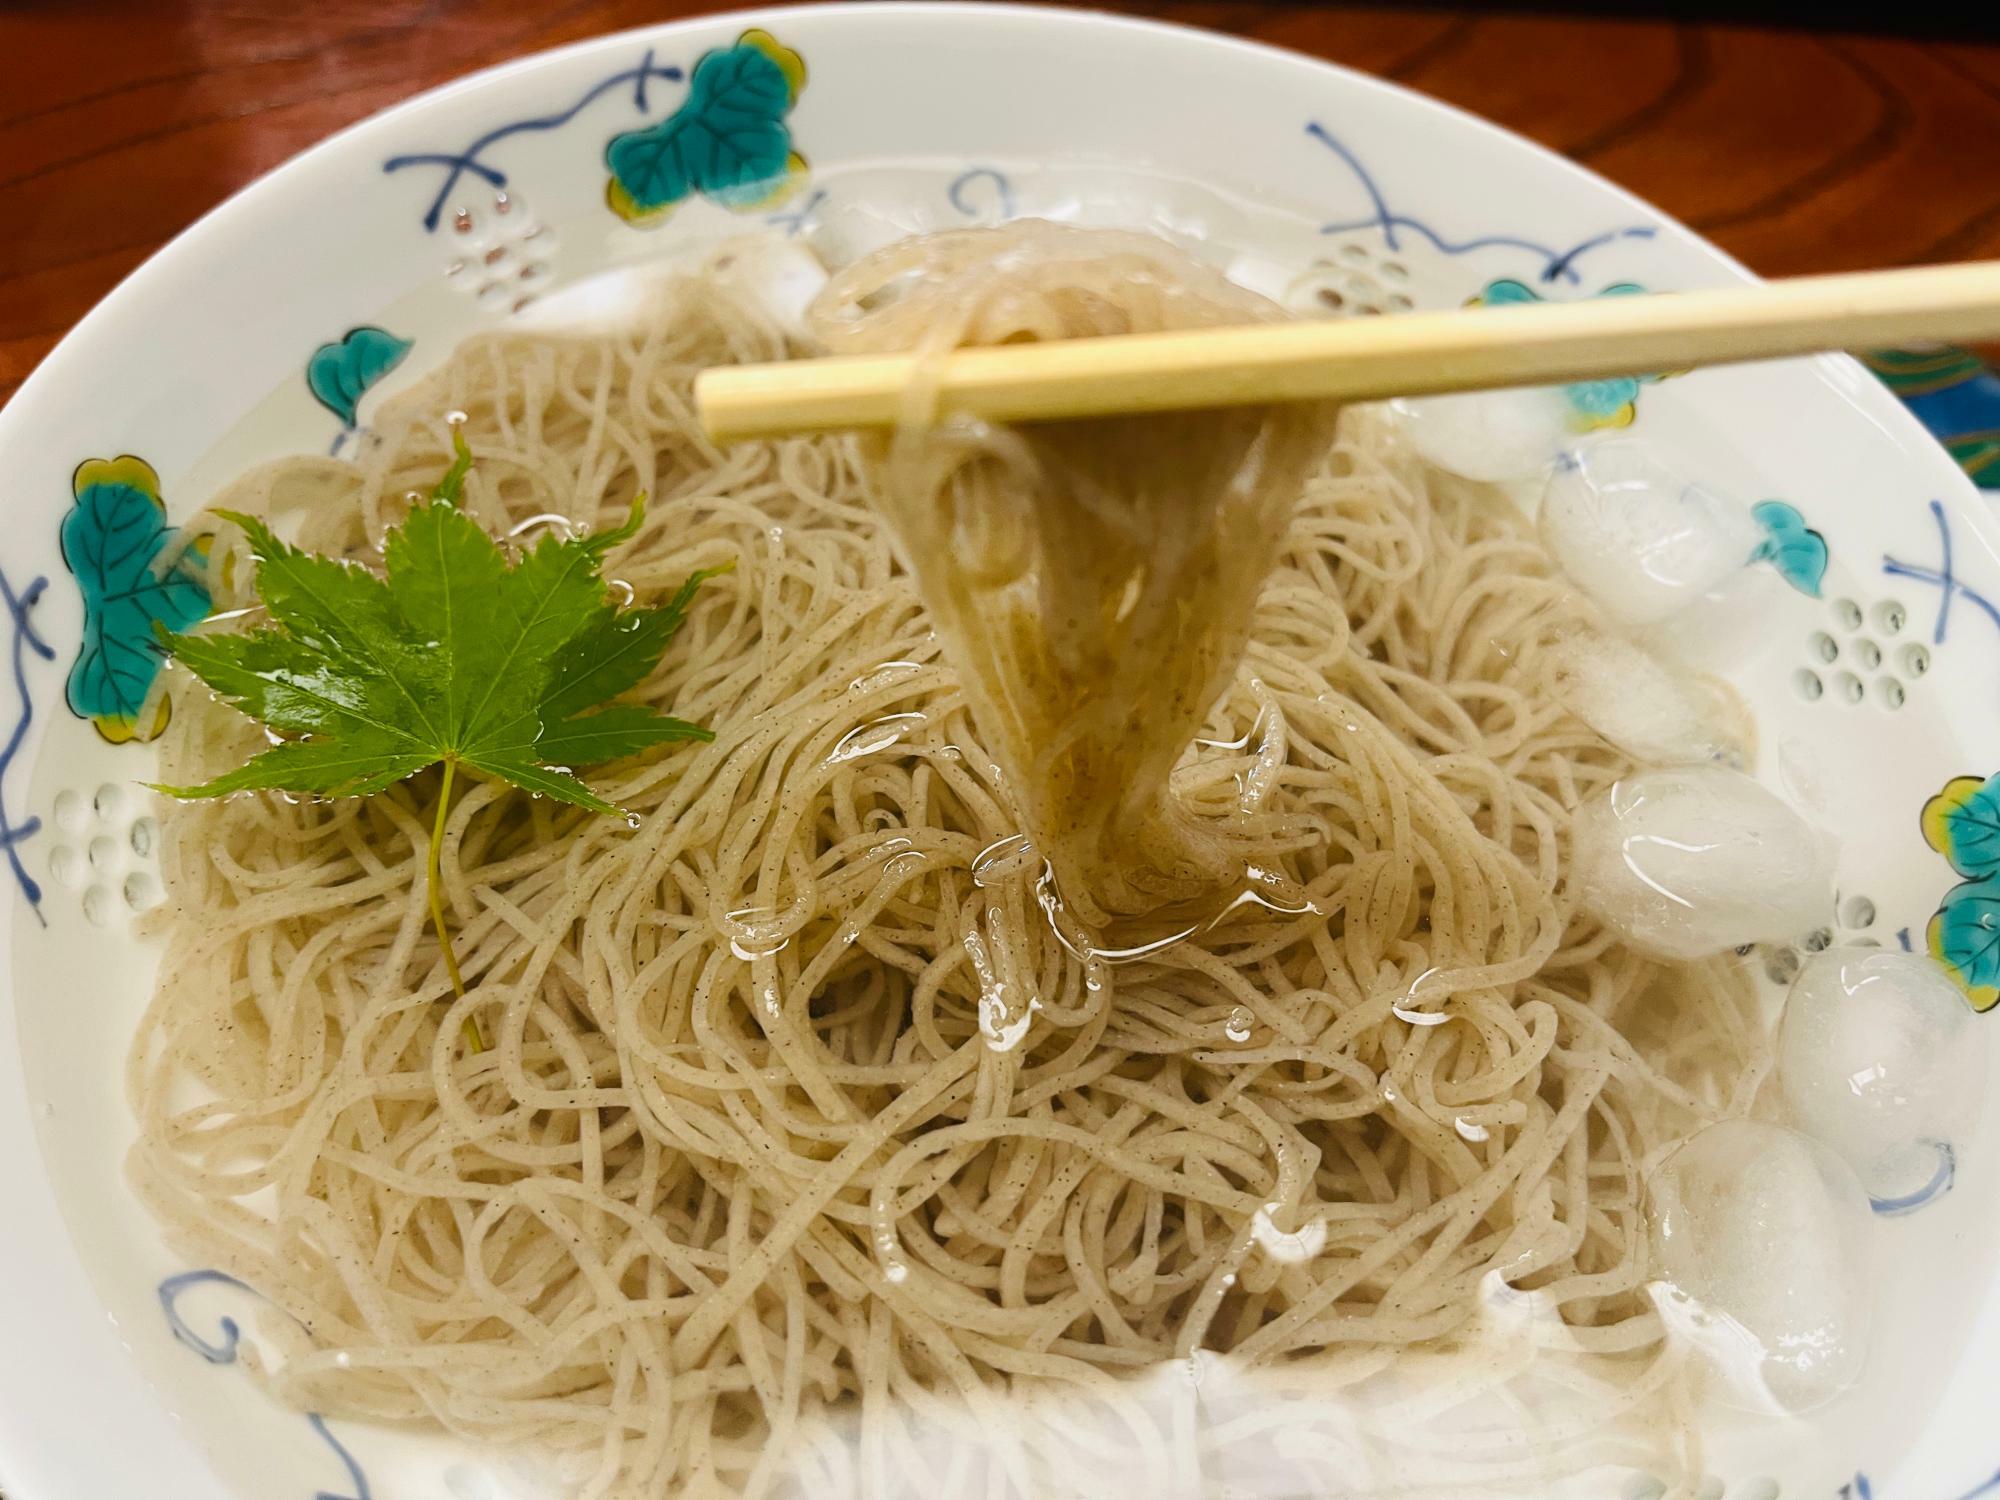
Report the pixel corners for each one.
[0,7,1977,1498]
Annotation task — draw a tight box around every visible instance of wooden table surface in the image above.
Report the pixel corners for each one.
[4,0,2000,409]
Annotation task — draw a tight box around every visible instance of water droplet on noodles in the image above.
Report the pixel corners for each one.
[979,994,1039,1052]
[1250,1202,1328,1263]
[505,511,577,542]
[625,812,643,830]
[755,975,782,1022]
[1194,706,1267,751]
[872,1210,910,1284]
[828,712,926,765]
[1455,1117,1491,1143]
[963,922,1037,1051]
[971,833,1036,887]
[1390,966,1450,1025]
[723,904,793,961]
[1224,1006,1254,1043]
[1234,863,1321,917]
[848,659,923,693]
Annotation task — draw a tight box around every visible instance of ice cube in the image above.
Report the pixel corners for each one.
[1635,563,1791,676]
[1390,388,1573,483]
[1573,767,1833,958]
[1543,633,1737,765]
[709,238,831,341]
[1648,1119,1871,1411]
[804,195,923,269]
[1539,441,1765,627]
[1777,948,1984,1207]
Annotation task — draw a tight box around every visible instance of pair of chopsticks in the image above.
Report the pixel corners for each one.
[694,260,2000,443]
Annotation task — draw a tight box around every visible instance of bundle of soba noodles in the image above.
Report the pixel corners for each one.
[129,222,1760,1498]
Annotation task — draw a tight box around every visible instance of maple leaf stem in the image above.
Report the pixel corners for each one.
[429,755,485,1053]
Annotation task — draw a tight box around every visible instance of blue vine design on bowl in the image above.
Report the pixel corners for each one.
[0,568,52,925]
[1847,1470,2000,1499]
[1306,121,1656,285]
[382,49,686,232]
[1883,498,2000,646]
[766,186,827,237]
[949,167,1016,222]
[1866,1141,1955,1216]
[159,1269,373,1499]
[304,1416,373,1500]
[160,1268,250,1362]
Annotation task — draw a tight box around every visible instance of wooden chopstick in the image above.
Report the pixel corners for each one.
[695,259,2000,442]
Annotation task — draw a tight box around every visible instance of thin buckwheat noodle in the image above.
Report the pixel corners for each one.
[130,222,1760,1499]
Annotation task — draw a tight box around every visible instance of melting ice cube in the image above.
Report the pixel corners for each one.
[1573,767,1833,958]
[1543,633,1736,765]
[1391,388,1574,483]
[1648,1119,1871,1412]
[709,237,831,340]
[1777,948,1984,1207]
[1539,441,1765,627]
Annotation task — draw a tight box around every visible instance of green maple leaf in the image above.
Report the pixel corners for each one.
[158,430,725,1037]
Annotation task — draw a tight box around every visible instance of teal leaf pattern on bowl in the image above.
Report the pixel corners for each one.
[604,29,807,225]
[1930,875,2000,1013]
[1922,773,2000,1011]
[1926,774,2000,880]
[1750,500,1829,598]
[1473,278,1668,430]
[307,326,413,428]
[60,456,211,744]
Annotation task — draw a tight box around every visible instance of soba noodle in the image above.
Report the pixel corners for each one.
[129,224,1761,1498]
[815,224,1338,943]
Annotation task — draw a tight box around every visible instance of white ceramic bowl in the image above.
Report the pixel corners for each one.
[3,7,1997,1497]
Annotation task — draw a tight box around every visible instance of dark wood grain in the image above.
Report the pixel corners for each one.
[4,0,2000,406]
